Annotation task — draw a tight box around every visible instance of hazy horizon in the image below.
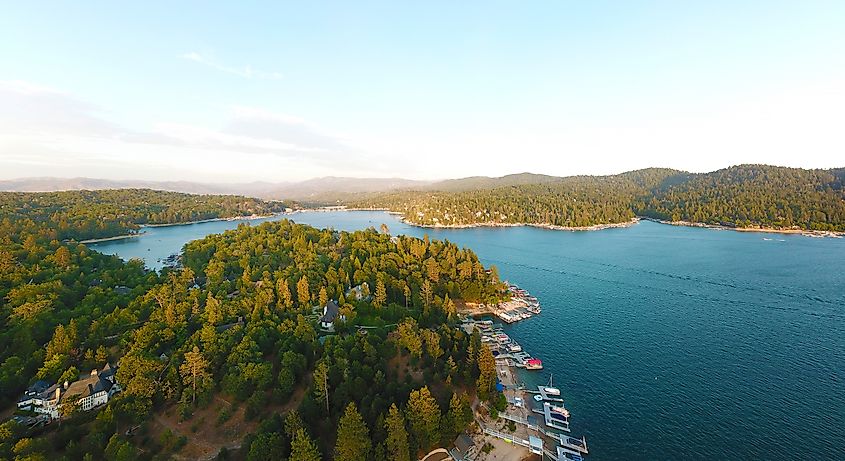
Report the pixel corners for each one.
[2,2,845,183]
[6,162,845,188]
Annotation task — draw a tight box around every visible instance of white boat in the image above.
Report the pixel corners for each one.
[550,405,570,418]
[543,374,561,396]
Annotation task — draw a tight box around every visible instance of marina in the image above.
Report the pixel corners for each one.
[461,282,542,324]
[462,318,589,460]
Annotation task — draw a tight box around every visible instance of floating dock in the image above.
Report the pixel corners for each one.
[549,445,587,461]
[460,291,589,459]
[527,386,565,402]
[533,402,571,432]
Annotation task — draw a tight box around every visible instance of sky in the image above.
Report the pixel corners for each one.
[1,1,844,183]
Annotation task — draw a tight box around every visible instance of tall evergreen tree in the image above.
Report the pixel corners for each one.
[477,344,496,401]
[385,404,410,461]
[406,386,441,452]
[179,346,211,405]
[290,428,321,461]
[297,276,311,307]
[334,403,372,461]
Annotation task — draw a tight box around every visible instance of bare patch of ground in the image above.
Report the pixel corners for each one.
[148,373,312,460]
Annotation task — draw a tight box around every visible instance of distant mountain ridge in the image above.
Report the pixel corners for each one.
[5,164,845,234]
[0,176,432,201]
[0,177,281,196]
[267,176,433,202]
[425,172,562,192]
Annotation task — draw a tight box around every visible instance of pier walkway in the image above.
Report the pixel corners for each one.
[482,426,544,455]
[498,411,588,456]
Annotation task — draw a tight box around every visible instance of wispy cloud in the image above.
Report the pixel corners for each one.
[181,51,283,80]
[0,80,391,182]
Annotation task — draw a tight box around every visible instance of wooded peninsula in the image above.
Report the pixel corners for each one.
[0,190,506,461]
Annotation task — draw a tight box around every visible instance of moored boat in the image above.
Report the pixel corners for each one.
[525,358,543,370]
[542,374,561,395]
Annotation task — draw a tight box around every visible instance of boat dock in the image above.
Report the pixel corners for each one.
[533,402,571,432]
[526,386,565,403]
[460,281,542,324]
[498,413,588,455]
[463,315,589,460]
[546,445,587,461]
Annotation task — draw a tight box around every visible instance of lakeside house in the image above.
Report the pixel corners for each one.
[16,364,120,419]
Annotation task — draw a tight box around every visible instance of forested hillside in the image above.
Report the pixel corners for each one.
[1,191,506,460]
[354,165,845,232]
[354,168,682,228]
[0,189,288,241]
[635,165,845,231]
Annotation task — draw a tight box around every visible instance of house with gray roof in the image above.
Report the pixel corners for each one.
[320,300,343,330]
[17,363,120,419]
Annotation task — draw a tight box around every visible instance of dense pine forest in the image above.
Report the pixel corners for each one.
[0,190,506,460]
[354,165,845,232]
[0,189,289,241]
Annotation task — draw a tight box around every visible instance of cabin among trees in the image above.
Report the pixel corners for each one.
[319,300,342,331]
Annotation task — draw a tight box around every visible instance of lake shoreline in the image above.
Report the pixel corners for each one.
[140,213,278,228]
[337,207,845,238]
[78,233,144,244]
[640,217,845,238]
[82,213,285,245]
[341,208,641,231]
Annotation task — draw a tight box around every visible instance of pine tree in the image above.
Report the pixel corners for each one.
[476,344,496,401]
[374,277,387,308]
[313,360,330,414]
[421,280,433,309]
[290,428,321,461]
[180,346,211,405]
[444,356,457,384]
[53,246,71,268]
[334,403,372,461]
[396,319,423,358]
[442,294,456,321]
[446,392,471,437]
[284,410,305,438]
[422,330,443,361]
[406,386,441,452]
[318,286,329,307]
[205,293,221,325]
[385,404,410,461]
[425,258,440,282]
[297,276,311,308]
[277,279,293,310]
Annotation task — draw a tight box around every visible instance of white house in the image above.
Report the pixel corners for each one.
[17,363,120,419]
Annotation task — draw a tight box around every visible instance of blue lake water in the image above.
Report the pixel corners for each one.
[90,211,845,460]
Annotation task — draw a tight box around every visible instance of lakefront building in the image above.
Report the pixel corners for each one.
[16,363,120,419]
